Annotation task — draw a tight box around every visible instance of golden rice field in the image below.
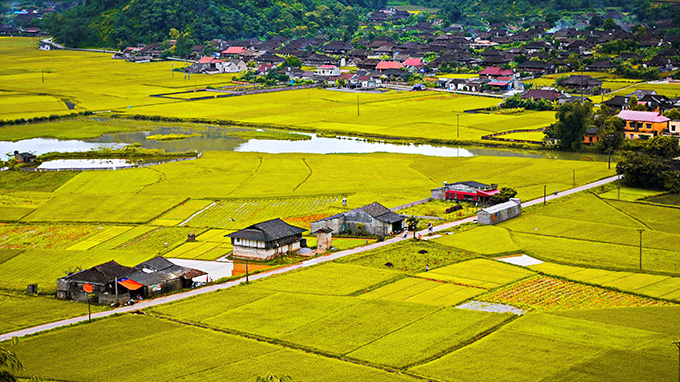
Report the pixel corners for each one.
[0,37,556,142]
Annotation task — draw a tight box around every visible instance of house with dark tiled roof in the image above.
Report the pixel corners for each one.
[311,202,404,237]
[522,89,561,101]
[57,260,134,302]
[559,75,602,92]
[226,218,306,260]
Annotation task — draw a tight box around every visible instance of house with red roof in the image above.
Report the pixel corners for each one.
[222,46,246,55]
[617,110,670,139]
[403,58,424,71]
[256,63,276,74]
[479,66,514,78]
[316,64,340,76]
[376,61,403,72]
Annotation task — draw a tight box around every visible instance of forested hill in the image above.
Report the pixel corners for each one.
[44,0,385,48]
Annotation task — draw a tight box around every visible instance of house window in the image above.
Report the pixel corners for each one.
[645,123,652,129]
[629,122,635,128]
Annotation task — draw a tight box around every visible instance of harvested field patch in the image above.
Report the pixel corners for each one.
[478,275,672,311]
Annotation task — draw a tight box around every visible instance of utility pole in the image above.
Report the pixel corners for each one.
[41,68,44,83]
[87,295,92,323]
[115,277,119,306]
[544,185,547,206]
[457,113,460,138]
[245,259,249,284]
[573,169,575,187]
[171,63,174,78]
[618,172,621,200]
[672,341,680,382]
[636,228,644,270]
[357,95,360,116]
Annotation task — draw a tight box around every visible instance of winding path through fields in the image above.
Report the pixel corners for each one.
[0,174,620,342]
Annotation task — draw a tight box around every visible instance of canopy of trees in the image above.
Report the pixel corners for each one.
[44,0,380,48]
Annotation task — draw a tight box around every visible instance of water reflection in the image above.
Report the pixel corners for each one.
[38,159,134,170]
[0,125,615,162]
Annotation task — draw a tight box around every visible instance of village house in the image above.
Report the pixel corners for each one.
[431,181,500,204]
[226,218,306,260]
[13,151,36,163]
[125,257,206,299]
[617,110,671,139]
[310,202,405,237]
[478,66,514,79]
[668,120,680,137]
[316,64,340,76]
[57,260,135,303]
[376,61,403,72]
[57,258,205,303]
[478,198,521,225]
[559,75,602,93]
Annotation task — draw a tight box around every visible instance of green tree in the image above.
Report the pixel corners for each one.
[617,152,669,190]
[406,216,420,239]
[0,338,23,382]
[489,187,517,204]
[282,55,301,68]
[645,136,680,158]
[663,108,680,120]
[589,14,604,28]
[603,17,618,30]
[548,101,593,151]
[0,337,42,382]
[628,95,647,111]
[593,106,625,158]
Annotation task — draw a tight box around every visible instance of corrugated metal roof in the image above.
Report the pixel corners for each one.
[617,110,670,123]
[481,199,521,214]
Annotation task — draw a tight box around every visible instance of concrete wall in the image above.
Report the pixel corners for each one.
[478,198,521,225]
[390,197,431,212]
[232,241,300,260]
[316,231,332,252]
[310,215,344,235]
[431,188,446,200]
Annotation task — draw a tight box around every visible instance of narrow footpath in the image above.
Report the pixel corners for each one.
[0,174,620,342]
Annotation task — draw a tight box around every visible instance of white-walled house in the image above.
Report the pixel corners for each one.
[316,65,341,76]
[225,218,306,260]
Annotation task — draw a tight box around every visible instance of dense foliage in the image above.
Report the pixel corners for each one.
[44,0,381,48]
[433,0,675,25]
[545,101,593,151]
[617,149,680,192]
[501,94,556,111]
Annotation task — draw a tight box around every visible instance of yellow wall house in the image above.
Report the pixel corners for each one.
[616,110,670,139]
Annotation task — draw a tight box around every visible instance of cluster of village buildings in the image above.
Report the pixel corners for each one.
[63,180,524,303]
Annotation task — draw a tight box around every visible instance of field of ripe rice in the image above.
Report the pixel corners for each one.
[418,259,534,288]
[0,248,154,293]
[358,277,484,306]
[21,194,186,224]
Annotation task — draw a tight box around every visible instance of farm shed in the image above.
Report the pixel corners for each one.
[57,260,134,303]
[226,218,307,260]
[312,227,333,252]
[126,257,206,299]
[431,181,499,204]
[478,198,521,225]
[310,202,405,237]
